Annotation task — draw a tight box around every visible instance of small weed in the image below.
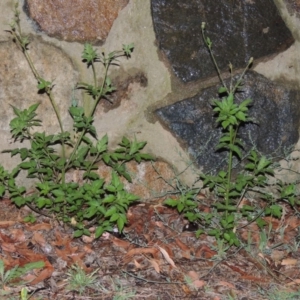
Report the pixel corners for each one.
[259,286,300,300]
[163,22,300,254]
[0,3,154,239]
[0,259,44,297]
[110,278,136,300]
[65,264,99,295]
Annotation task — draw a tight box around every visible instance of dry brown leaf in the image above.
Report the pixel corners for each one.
[158,246,177,268]
[191,279,206,289]
[271,250,286,263]
[29,260,54,285]
[9,229,26,242]
[149,259,160,273]
[181,284,191,294]
[187,270,199,281]
[0,221,15,228]
[32,232,47,247]
[195,245,216,259]
[83,245,94,254]
[181,251,191,260]
[0,232,14,243]
[1,242,16,252]
[286,216,300,228]
[186,271,206,289]
[125,247,159,258]
[175,238,190,252]
[218,281,235,289]
[281,258,298,265]
[155,221,164,228]
[287,279,300,286]
[112,237,131,249]
[26,223,52,231]
[134,259,143,269]
[82,234,95,243]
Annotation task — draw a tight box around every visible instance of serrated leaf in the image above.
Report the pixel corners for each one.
[110,213,119,222]
[95,226,105,238]
[117,216,125,232]
[163,198,178,207]
[218,86,227,94]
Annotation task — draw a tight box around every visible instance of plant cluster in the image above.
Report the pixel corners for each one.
[164,22,300,247]
[0,259,44,292]
[0,3,153,239]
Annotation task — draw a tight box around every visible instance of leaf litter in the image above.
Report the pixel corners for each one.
[0,161,300,299]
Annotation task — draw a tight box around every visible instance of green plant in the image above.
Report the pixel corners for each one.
[259,286,300,300]
[23,213,36,224]
[0,3,154,238]
[66,264,99,295]
[163,23,300,249]
[0,259,44,290]
[110,278,136,300]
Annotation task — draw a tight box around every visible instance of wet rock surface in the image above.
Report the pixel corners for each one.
[151,0,294,83]
[24,0,129,43]
[156,72,300,172]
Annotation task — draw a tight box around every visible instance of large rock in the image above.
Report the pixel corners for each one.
[151,0,294,82]
[156,71,300,172]
[24,0,129,43]
[0,38,78,174]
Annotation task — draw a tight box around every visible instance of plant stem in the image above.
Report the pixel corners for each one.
[64,61,110,172]
[11,29,67,183]
[201,25,228,92]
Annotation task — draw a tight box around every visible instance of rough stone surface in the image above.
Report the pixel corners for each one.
[0,38,78,174]
[24,0,129,43]
[156,71,300,172]
[151,0,294,83]
[285,0,300,13]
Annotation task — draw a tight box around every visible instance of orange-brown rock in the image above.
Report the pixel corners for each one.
[25,0,129,43]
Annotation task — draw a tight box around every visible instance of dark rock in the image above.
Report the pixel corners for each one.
[151,0,294,83]
[156,71,300,173]
[24,0,129,43]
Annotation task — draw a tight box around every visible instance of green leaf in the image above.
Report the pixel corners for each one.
[117,216,126,232]
[239,98,252,109]
[28,103,40,114]
[19,162,34,169]
[123,43,134,57]
[110,213,119,222]
[236,111,246,121]
[256,217,267,229]
[0,186,5,196]
[218,86,227,94]
[105,206,117,217]
[229,144,242,159]
[82,43,98,64]
[95,226,105,238]
[37,78,52,91]
[73,230,83,238]
[163,198,178,207]
[177,202,184,212]
[96,134,108,153]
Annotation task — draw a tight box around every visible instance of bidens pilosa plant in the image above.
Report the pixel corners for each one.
[0,3,153,238]
[164,22,299,247]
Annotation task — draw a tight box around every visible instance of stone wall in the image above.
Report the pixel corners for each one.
[0,0,300,186]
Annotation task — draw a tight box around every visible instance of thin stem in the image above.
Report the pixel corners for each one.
[64,61,110,172]
[232,57,253,93]
[201,25,228,92]
[91,60,97,88]
[225,125,234,209]
[11,27,67,180]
